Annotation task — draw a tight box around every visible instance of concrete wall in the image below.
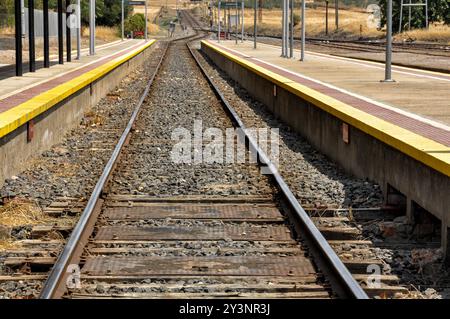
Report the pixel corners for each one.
[0,44,153,188]
[202,43,450,254]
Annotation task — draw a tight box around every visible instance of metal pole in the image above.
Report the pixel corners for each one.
[254,0,257,48]
[44,0,50,67]
[325,0,328,35]
[235,1,238,44]
[335,0,338,30]
[399,0,403,33]
[383,0,394,82]
[121,0,124,40]
[89,0,95,55]
[218,0,221,42]
[28,0,35,72]
[241,0,244,42]
[289,0,293,58]
[145,0,148,41]
[425,0,429,28]
[66,0,72,63]
[281,0,285,57]
[15,0,23,76]
[300,0,305,61]
[58,0,64,64]
[285,0,289,56]
[408,0,411,30]
[76,0,81,59]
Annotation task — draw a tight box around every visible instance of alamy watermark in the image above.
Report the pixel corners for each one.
[366,4,382,30]
[170,120,280,175]
[65,4,81,30]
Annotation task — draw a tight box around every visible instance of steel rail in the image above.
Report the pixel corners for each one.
[186,36,369,299]
[40,15,215,299]
[39,42,170,299]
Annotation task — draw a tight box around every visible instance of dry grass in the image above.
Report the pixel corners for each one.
[0,198,76,247]
[0,26,14,36]
[0,198,46,227]
[83,110,106,127]
[395,24,450,44]
[238,8,383,38]
[148,23,161,35]
[0,239,21,251]
[82,26,120,42]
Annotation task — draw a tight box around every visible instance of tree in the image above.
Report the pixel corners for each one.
[379,0,450,32]
[124,12,145,35]
[446,0,450,24]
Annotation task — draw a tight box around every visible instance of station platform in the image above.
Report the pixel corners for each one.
[201,39,450,249]
[202,39,450,176]
[0,38,156,188]
[0,39,155,139]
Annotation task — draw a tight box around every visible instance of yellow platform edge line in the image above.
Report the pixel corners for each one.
[201,40,450,178]
[0,39,156,139]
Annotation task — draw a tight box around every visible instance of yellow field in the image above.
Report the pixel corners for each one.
[234,7,384,38]
[395,24,450,44]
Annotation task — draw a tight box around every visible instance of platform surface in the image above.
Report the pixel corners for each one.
[0,39,155,138]
[202,39,450,177]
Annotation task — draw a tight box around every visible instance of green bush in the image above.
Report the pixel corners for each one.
[124,13,145,34]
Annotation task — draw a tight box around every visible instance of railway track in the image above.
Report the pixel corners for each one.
[235,34,450,58]
[0,11,420,299]
[36,12,365,299]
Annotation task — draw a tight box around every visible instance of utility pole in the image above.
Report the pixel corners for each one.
[281,0,286,58]
[254,0,257,48]
[383,0,394,82]
[235,1,238,44]
[325,0,329,35]
[89,0,95,55]
[44,0,50,66]
[241,0,244,42]
[121,0,124,40]
[58,0,64,63]
[15,0,23,76]
[28,0,35,72]
[289,0,293,58]
[335,0,339,30]
[77,0,81,59]
[218,0,221,42]
[300,0,305,61]
[66,0,72,63]
[145,0,148,41]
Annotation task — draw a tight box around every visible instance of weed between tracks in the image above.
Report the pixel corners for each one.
[0,198,76,249]
[0,198,46,227]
